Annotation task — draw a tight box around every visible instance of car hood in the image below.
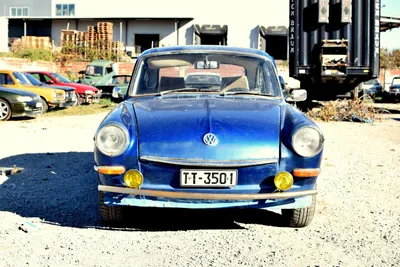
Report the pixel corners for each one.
[58,82,99,93]
[132,96,281,164]
[0,86,38,97]
[44,85,75,91]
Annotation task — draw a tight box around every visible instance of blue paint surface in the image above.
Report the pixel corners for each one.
[93,45,324,211]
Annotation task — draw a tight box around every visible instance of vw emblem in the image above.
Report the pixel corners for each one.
[203,133,218,146]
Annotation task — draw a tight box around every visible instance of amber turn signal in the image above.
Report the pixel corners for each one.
[95,166,126,175]
[293,168,320,178]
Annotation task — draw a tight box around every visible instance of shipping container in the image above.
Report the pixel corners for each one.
[0,17,9,52]
[288,0,381,100]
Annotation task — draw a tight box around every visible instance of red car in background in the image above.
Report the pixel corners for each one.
[27,71,102,105]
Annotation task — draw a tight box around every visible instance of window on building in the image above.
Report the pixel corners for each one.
[10,7,29,17]
[56,4,75,16]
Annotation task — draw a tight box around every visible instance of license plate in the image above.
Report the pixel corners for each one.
[180,169,238,187]
[36,102,42,108]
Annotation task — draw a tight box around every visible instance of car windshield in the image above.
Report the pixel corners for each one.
[112,76,131,85]
[51,72,71,83]
[23,73,42,86]
[392,78,400,86]
[86,65,103,76]
[13,72,31,85]
[130,52,281,97]
[185,73,221,85]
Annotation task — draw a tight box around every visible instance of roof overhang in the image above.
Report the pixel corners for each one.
[259,26,288,37]
[194,24,227,35]
[6,16,193,21]
[380,15,400,32]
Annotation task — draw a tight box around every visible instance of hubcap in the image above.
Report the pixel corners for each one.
[0,101,10,119]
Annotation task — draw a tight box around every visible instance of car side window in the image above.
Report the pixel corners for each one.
[31,73,41,81]
[43,75,53,83]
[0,74,15,85]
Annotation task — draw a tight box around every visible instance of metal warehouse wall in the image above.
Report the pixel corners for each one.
[51,19,193,48]
[0,0,51,16]
[49,0,289,49]
[0,18,8,52]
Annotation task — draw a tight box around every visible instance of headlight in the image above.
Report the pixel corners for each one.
[16,96,33,102]
[52,91,57,99]
[95,124,129,157]
[291,126,323,158]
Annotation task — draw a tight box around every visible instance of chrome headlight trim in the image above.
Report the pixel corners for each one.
[94,123,130,157]
[291,125,324,158]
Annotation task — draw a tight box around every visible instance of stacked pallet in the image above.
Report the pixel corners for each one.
[97,22,113,51]
[86,26,98,48]
[61,30,77,47]
[10,38,21,52]
[111,41,124,55]
[21,36,51,50]
[75,31,86,47]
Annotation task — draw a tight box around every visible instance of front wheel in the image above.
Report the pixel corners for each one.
[281,194,316,227]
[0,98,12,121]
[98,191,126,226]
[40,97,49,113]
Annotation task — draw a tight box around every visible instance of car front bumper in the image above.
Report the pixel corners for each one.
[98,185,317,210]
[49,100,67,107]
[11,101,43,117]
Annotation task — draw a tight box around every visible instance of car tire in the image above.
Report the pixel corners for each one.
[281,194,316,228]
[40,97,49,113]
[98,191,125,226]
[74,93,81,106]
[0,98,12,121]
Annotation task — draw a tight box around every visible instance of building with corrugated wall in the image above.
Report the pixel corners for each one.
[0,0,290,60]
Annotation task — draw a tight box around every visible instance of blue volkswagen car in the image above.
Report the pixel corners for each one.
[93,45,324,228]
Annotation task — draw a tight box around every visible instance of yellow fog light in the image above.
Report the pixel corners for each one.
[123,170,143,189]
[274,171,293,191]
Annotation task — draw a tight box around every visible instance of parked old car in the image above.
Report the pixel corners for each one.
[388,76,400,101]
[110,75,131,101]
[26,71,101,105]
[23,72,76,107]
[361,78,382,98]
[0,70,66,113]
[79,60,117,90]
[94,45,324,228]
[0,86,43,121]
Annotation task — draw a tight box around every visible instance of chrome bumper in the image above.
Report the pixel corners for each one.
[98,185,317,201]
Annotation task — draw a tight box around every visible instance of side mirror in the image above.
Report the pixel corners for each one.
[286,89,307,102]
[78,70,86,75]
[112,86,121,98]
[47,80,55,84]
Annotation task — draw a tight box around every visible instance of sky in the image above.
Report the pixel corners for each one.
[381,0,400,50]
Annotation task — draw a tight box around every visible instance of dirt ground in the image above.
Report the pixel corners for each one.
[0,103,399,267]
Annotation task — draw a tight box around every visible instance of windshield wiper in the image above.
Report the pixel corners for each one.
[158,88,200,96]
[221,90,262,96]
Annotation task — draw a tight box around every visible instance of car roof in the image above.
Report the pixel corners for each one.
[138,45,275,63]
[88,60,113,66]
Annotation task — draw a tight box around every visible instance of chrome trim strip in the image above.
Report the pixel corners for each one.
[98,185,317,200]
[139,156,278,167]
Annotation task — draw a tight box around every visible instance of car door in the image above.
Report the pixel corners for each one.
[30,73,46,84]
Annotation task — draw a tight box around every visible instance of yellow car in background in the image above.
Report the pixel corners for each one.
[0,70,66,112]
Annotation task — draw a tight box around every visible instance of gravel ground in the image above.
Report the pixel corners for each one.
[0,105,400,267]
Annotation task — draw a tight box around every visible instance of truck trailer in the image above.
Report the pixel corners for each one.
[288,0,381,102]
